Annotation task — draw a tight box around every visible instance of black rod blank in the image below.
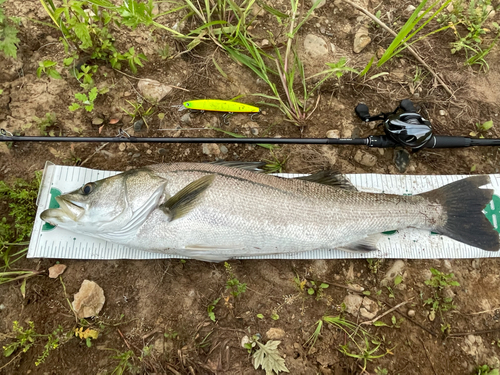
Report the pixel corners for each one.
[1,134,500,148]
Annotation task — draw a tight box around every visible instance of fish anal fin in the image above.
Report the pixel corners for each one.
[297,171,357,191]
[160,175,215,220]
[337,234,380,253]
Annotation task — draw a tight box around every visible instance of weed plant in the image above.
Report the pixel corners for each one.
[439,0,500,70]
[0,0,20,58]
[184,0,356,124]
[377,0,452,67]
[305,315,390,371]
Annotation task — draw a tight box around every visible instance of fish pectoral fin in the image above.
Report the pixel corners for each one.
[159,174,215,220]
[337,234,380,253]
[295,171,357,191]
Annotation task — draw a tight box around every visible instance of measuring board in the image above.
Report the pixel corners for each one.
[28,162,500,260]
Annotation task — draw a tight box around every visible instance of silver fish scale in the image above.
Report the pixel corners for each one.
[127,163,442,258]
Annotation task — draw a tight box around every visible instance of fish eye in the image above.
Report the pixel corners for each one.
[81,182,95,195]
[185,102,190,106]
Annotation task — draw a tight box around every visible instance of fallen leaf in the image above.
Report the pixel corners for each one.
[48,264,67,278]
[109,118,120,124]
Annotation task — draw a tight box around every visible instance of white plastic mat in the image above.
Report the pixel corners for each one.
[28,162,500,260]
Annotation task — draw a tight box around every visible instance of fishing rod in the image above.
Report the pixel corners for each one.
[1,99,499,149]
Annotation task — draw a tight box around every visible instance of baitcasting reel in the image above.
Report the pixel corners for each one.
[355,99,433,150]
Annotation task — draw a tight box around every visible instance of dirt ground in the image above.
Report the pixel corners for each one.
[1,0,500,374]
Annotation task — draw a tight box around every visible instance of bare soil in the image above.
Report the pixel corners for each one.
[1,0,500,374]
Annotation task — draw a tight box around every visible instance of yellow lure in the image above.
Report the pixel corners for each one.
[182,99,260,113]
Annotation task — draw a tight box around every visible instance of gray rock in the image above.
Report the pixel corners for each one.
[343,294,363,316]
[133,119,144,132]
[326,129,340,138]
[137,79,172,103]
[266,328,285,340]
[394,149,410,173]
[353,26,371,53]
[180,113,191,124]
[314,0,327,8]
[202,143,221,156]
[304,34,329,57]
[472,259,481,269]
[157,148,167,155]
[219,145,228,154]
[92,118,104,126]
[405,5,416,13]
[380,260,405,287]
[360,297,379,320]
[443,287,456,300]
[354,150,377,167]
[72,280,105,319]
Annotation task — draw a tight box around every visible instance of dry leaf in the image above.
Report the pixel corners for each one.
[48,264,67,278]
[109,118,120,124]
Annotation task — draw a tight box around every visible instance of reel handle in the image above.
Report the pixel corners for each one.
[400,99,418,113]
[355,103,371,121]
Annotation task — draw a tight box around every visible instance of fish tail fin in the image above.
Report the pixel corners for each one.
[420,176,499,251]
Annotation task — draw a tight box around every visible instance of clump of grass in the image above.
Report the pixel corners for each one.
[305,315,391,371]
[377,0,452,67]
[439,0,500,70]
[0,0,20,58]
[184,0,356,125]
[423,267,460,333]
[0,173,43,288]
[3,321,72,366]
[0,173,41,266]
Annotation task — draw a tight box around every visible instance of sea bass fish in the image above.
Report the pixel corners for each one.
[40,162,499,261]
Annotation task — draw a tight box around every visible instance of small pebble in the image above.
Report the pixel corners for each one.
[157,148,167,155]
[133,119,144,132]
[251,128,259,136]
[408,309,416,317]
[220,145,228,154]
[439,110,447,116]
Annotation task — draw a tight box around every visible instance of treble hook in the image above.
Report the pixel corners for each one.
[250,112,261,121]
[0,128,13,136]
[222,112,234,125]
[116,128,131,138]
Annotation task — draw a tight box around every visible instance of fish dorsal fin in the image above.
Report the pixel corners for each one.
[210,161,266,172]
[296,171,357,191]
[160,175,215,220]
[337,234,380,253]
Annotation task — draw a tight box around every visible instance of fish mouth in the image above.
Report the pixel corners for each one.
[40,196,85,225]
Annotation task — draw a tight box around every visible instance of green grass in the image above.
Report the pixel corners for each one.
[377,0,452,67]
[438,0,500,71]
[305,315,390,371]
[183,0,355,125]
[0,172,42,284]
[0,0,20,58]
